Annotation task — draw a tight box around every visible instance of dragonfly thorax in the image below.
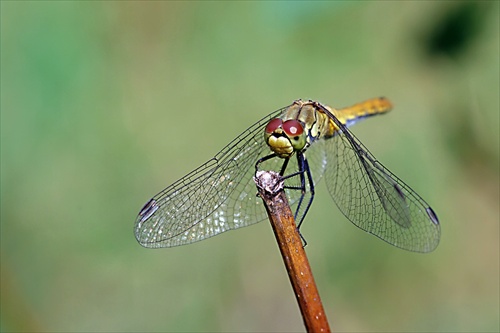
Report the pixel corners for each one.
[264,118,307,158]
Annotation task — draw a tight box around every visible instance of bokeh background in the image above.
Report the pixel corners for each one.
[1,1,498,332]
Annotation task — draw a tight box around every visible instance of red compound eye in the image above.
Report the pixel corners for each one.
[282,120,303,137]
[265,118,283,134]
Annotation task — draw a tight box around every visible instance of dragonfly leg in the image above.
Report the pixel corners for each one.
[255,153,292,184]
[297,154,315,230]
[282,153,309,217]
[299,231,308,247]
[291,153,307,222]
[295,152,314,229]
[279,157,291,176]
[282,152,315,234]
[255,153,278,173]
[256,151,315,245]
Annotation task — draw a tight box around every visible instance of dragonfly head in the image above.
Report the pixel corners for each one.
[264,118,307,158]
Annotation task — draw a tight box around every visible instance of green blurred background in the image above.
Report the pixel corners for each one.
[1,1,498,332]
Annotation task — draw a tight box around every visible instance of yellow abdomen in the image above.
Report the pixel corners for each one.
[325,97,393,137]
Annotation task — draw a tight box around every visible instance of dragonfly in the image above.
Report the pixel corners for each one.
[134,98,440,252]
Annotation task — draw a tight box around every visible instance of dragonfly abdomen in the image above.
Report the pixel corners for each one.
[325,97,393,137]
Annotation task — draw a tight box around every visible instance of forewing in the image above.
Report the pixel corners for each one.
[321,110,440,252]
[134,107,286,248]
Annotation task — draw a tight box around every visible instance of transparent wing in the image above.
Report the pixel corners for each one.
[134,106,291,248]
[319,107,440,252]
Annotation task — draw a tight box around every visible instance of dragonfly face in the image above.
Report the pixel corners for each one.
[135,98,440,252]
[264,118,307,157]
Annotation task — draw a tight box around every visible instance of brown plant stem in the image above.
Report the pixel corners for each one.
[254,170,331,333]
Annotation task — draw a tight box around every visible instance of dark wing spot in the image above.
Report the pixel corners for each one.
[426,207,440,225]
[393,183,406,200]
[138,199,159,222]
